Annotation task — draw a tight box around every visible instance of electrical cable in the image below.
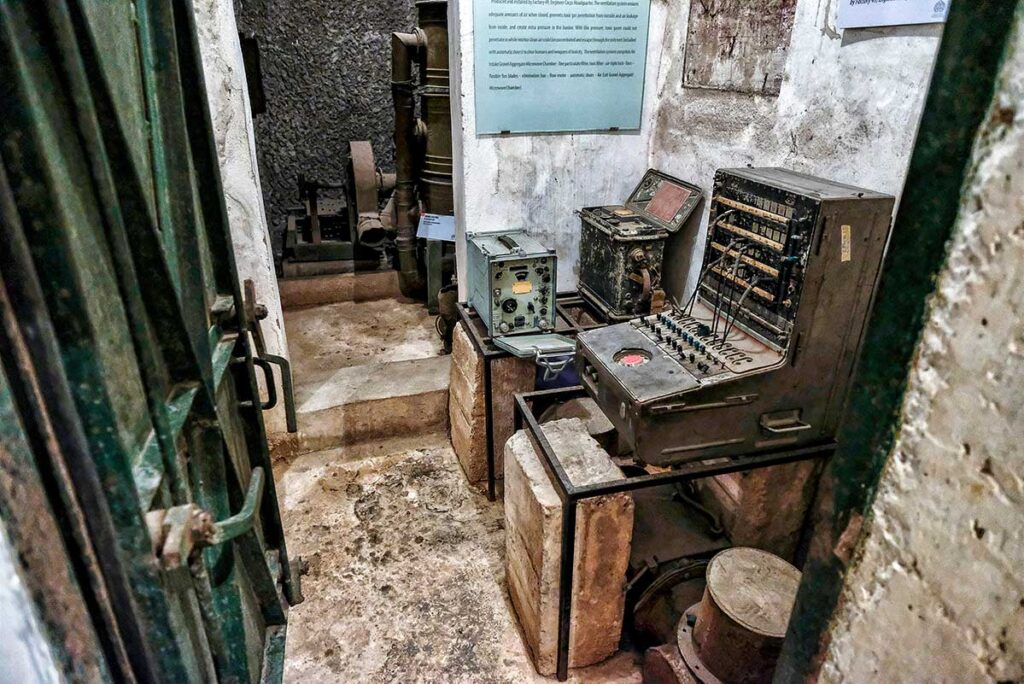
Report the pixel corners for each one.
[714,243,755,339]
[681,209,738,315]
[722,275,761,343]
[684,239,741,316]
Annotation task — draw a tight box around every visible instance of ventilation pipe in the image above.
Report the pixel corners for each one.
[392,28,426,297]
[392,0,452,299]
[417,1,453,217]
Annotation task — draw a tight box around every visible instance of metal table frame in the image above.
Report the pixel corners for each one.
[513,386,836,681]
[456,293,607,501]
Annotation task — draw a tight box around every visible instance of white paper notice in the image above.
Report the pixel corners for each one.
[417,214,457,242]
[837,0,950,29]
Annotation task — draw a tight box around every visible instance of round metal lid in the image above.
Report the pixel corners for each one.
[705,548,802,639]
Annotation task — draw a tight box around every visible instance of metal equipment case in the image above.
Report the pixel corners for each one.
[577,168,895,466]
[467,231,558,336]
[578,169,703,321]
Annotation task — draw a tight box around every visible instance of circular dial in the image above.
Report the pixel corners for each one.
[501,298,519,314]
[613,348,651,367]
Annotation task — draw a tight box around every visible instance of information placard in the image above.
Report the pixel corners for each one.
[473,0,652,135]
[837,0,950,30]
[417,213,457,242]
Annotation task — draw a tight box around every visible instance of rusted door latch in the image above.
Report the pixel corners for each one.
[147,467,266,570]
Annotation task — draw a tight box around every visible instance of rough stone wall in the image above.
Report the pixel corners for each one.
[822,14,1024,682]
[234,0,416,260]
[195,0,290,434]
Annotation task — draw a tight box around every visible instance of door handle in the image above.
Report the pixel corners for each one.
[250,357,278,411]
[209,467,265,545]
[760,410,812,435]
[262,353,298,433]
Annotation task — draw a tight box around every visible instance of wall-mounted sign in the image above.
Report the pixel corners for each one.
[837,0,950,30]
[473,0,652,135]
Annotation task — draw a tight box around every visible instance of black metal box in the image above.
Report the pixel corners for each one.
[578,169,703,321]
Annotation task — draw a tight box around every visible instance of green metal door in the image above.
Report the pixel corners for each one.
[0,1,299,681]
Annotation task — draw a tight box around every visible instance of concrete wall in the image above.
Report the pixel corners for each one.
[0,521,59,684]
[649,1,942,293]
[451,0,942,296]
[235,0,417,259]
[195,0,290,433]
[822,15,1024,682]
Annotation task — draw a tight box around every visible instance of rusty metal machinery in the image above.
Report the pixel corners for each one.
[687,548,801,683]
[577,168,895,466]
[578,170,704,321]
[281,141,395,278]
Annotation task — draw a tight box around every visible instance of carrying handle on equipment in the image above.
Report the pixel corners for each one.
[498,234,521,252]
[534,351,572,382]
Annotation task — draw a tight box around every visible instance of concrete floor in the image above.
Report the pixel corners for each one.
[276,296,450,457]
[276,286,642,681]
[276,435,641,682]
[284,297,442,376]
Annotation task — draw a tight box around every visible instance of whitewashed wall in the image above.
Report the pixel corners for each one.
[650,1,943,294]
[194,0,290,433]
[450,0,670,293]
[451,0,943,296]
[0,522,59,683]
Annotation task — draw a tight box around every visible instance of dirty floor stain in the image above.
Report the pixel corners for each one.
[284,297,441,378]
[277,434,642,682]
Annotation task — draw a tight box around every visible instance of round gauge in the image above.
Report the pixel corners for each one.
[501,298,518,313]
[613,348,651,367]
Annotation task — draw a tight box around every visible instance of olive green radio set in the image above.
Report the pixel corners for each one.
[466,230,557,336]
[465,231,576,375]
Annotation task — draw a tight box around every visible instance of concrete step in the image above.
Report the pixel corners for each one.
[279,271,402,310]
[271,355,451,459]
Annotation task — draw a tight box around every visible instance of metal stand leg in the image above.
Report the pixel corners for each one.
[513,388,835,682]
[556,497,578,681]
[484,358,496,502]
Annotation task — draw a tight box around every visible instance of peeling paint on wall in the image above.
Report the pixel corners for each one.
[453,0,942,297]
[683,0,798,96]
[650,0,943,296]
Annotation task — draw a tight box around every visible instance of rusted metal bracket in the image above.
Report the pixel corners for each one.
[147,467,266,570]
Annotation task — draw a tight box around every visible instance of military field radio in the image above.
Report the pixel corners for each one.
[576,168,895,466]
[466,230,576,378]
[466,230,557,336]
[578,170,704,321]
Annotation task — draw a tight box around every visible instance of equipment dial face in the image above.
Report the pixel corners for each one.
[614,348,651,367]
[501,298,519,313]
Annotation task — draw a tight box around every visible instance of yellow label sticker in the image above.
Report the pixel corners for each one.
[841,224,852,263]
[512,281,533,295]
